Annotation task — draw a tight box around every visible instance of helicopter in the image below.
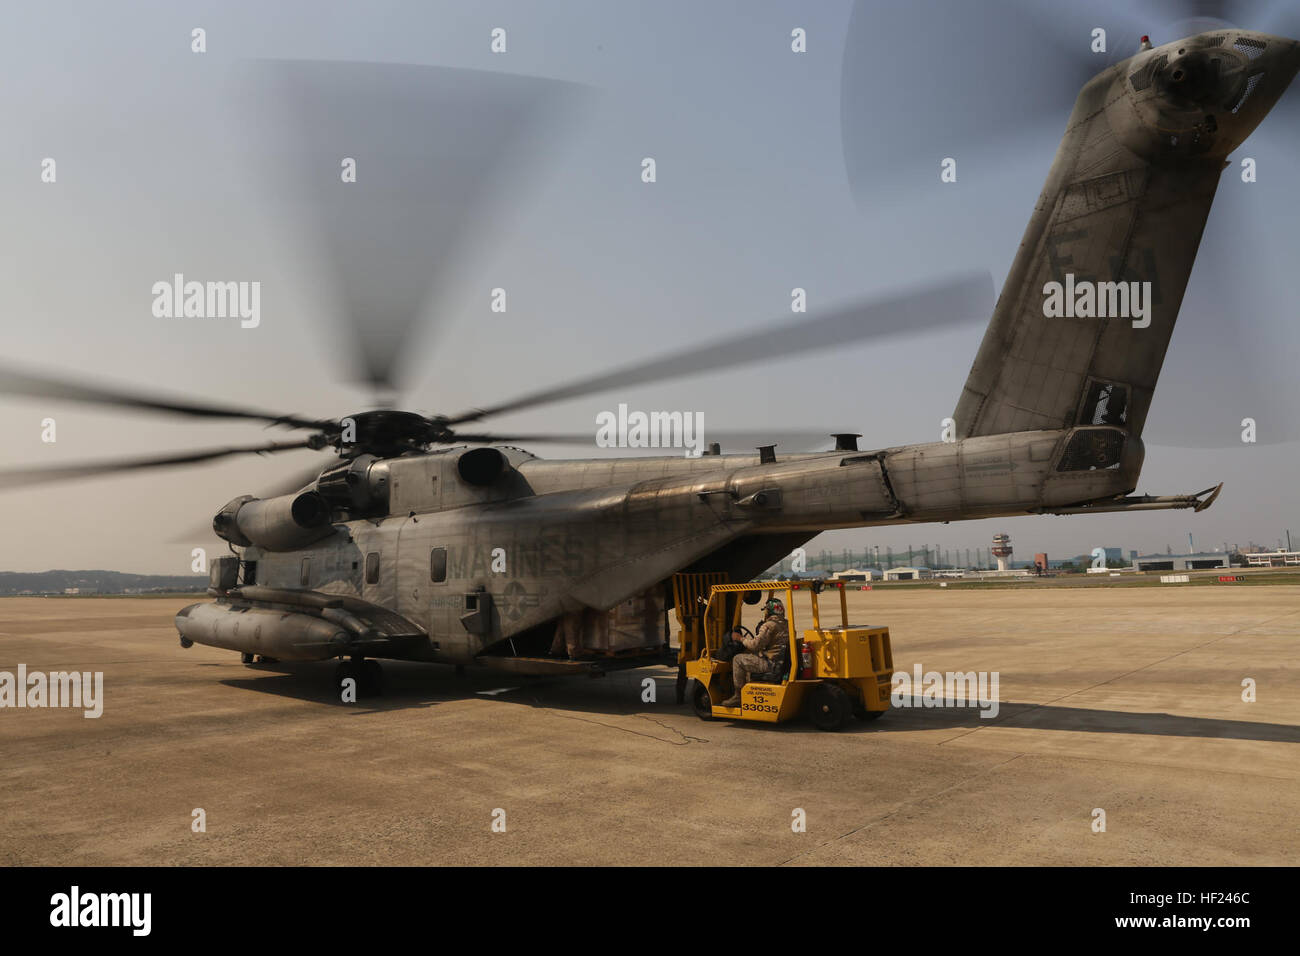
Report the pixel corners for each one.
[2,24,1296,698]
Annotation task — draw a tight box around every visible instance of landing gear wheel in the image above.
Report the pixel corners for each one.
[241,652,255,665]
[808,683,851,731]
[689,680,715,721]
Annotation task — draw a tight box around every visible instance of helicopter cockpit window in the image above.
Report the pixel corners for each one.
[430,548,447,584]
[365,552,380,585]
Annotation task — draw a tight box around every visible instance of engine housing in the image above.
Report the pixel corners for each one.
[212,490,335,551]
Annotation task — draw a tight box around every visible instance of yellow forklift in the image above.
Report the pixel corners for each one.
[673,573,894,731]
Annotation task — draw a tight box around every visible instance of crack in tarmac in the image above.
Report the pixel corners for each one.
[633,713,710,745]
[543,706,708,745]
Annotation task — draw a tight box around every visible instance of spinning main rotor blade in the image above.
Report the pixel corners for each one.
[452,433,607,446]
[248,59,590,396]
[446,271,994,426]
[0,364,332,431]
[0,440,317,489]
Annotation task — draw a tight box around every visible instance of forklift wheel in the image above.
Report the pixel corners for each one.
[808,683,851,731]
[688,680,715,721]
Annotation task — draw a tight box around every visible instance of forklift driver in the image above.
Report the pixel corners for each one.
[720,598,789,707]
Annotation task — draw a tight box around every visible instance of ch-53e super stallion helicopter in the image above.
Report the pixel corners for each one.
[3,24,1297,700]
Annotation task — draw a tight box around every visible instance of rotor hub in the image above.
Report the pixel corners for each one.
[331,409,449,457]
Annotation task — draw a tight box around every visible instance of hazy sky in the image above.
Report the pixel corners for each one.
[2,0,1297,573]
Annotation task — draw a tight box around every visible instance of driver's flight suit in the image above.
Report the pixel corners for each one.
[722,606,788,705]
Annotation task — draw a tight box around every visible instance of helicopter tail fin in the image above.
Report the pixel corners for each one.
[953,29,1300,444]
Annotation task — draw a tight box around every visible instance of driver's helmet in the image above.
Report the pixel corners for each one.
[764,598,786,620]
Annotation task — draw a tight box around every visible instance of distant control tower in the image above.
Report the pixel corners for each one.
[992,533,1013,572]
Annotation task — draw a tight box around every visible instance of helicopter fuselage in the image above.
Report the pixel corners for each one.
[177,423,1194,670]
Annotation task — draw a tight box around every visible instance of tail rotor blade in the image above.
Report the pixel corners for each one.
[1146,192,1300,448]
[840,0,1148,210]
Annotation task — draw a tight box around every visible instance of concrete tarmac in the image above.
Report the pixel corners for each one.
[2,586,1297,865]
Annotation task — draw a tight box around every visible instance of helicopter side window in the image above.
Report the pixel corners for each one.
[300,557,311,588]
[365,552,380,585]
[430,548,447,584]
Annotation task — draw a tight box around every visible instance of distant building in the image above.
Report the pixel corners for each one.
[992,533,1013,572]
[1133,552,1229,572]
[1034,553,1049,573]
[882,566,932,581]
[831,568,879,582]
[1053,547,1124,569]
[1243,550,1300,568]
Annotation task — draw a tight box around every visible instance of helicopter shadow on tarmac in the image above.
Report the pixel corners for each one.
[217,661,1300,743]
[218,658,553,715]
[216,658,679,717]
[775,696,1300,742]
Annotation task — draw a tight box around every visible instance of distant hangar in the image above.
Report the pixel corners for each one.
[1133,552,1230,572]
